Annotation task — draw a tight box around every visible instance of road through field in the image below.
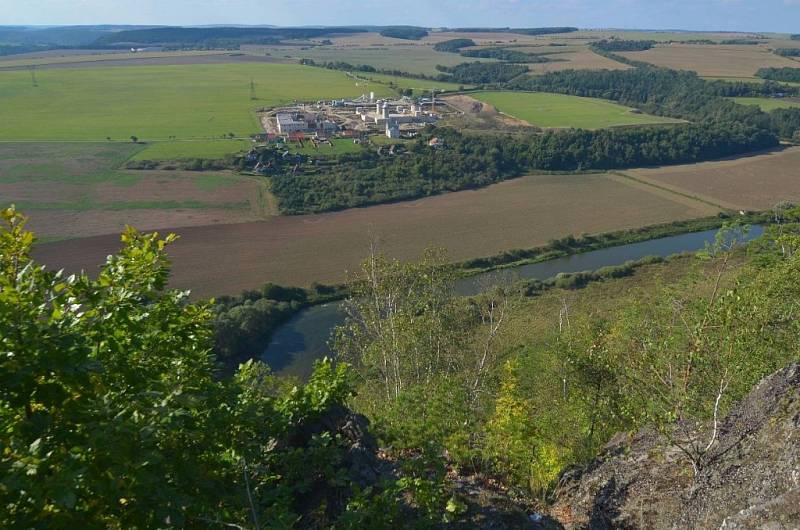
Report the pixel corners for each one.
[33,172,717,298]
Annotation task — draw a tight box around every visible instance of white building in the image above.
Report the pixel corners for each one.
[276,113,307,134]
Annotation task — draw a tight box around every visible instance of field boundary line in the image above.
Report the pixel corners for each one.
[609,170,734,212]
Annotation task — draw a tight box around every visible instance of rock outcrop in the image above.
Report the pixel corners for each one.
[551,363,800,530]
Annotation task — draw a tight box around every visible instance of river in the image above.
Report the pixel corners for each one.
[262,225,764,379]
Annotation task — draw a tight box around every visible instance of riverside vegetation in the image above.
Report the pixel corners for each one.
[333,216,800,497]
[4,205,800,527]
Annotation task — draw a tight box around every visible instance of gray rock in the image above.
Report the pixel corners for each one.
[551,363,800,530]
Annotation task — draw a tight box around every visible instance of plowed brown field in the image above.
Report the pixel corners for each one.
[33,173,717,298]
[625,147,800,211]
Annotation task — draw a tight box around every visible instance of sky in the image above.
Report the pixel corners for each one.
[0,0,798,33]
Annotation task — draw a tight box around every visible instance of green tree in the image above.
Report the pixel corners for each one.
[602,224,800,473]
[1,207,442,529]
[334,248,468,402]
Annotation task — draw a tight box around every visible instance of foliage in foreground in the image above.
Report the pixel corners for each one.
[337,220,800,498]
[0,207,449,529]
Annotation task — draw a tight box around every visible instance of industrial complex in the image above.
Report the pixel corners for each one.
[260,91,451,142]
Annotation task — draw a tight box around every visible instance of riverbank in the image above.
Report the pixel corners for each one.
[254,214,770,378]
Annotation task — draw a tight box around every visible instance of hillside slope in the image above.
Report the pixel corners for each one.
[551,363,800,529]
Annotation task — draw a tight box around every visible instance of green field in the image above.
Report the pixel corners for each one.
[289,137,366,156]
[472,91,685,129]
[0,63,464,159]
[730,97,800,111]
[131,139,253,160]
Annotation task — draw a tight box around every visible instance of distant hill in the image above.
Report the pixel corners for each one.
[92,26,367,47]
[0,25,155,46]
[444,27,579,35]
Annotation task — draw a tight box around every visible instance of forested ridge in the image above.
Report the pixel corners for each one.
[444,27,578,36]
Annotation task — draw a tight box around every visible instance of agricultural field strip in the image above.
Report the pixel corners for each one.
[617,44,799,77]
[32,172,717,297]
[730,97,800,111]
[0,142,274,239]
[624,147,800,211]
[0,50,232,69]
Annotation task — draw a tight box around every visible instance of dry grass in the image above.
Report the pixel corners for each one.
[527,48,630,73]
[0,143,274,239]
[618,44,798,77]
[7,171,272,240]
[33,173,717,298]
[0,50,286,70]
[625,147,800,210]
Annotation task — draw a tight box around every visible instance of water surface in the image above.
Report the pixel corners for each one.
[263,226,763,378]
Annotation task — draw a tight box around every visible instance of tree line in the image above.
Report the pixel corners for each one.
[591,39,656,52]
[443,27,578,36]
[378,26,430,40]
[265,122,776,214]
[435,62,530,84]
[460,47,555,63]
[509,66,800,138]
[92,26,368,47]
[433,38,476,52]
[774,48,800,57]
[756,66,800,83]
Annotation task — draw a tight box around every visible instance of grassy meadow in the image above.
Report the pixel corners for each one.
[730,97,800,111]
[0,63,463,159]
[130,139,254,161]
[289,138,366,156]
[0,64,391,141]
[472,91,684,129]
